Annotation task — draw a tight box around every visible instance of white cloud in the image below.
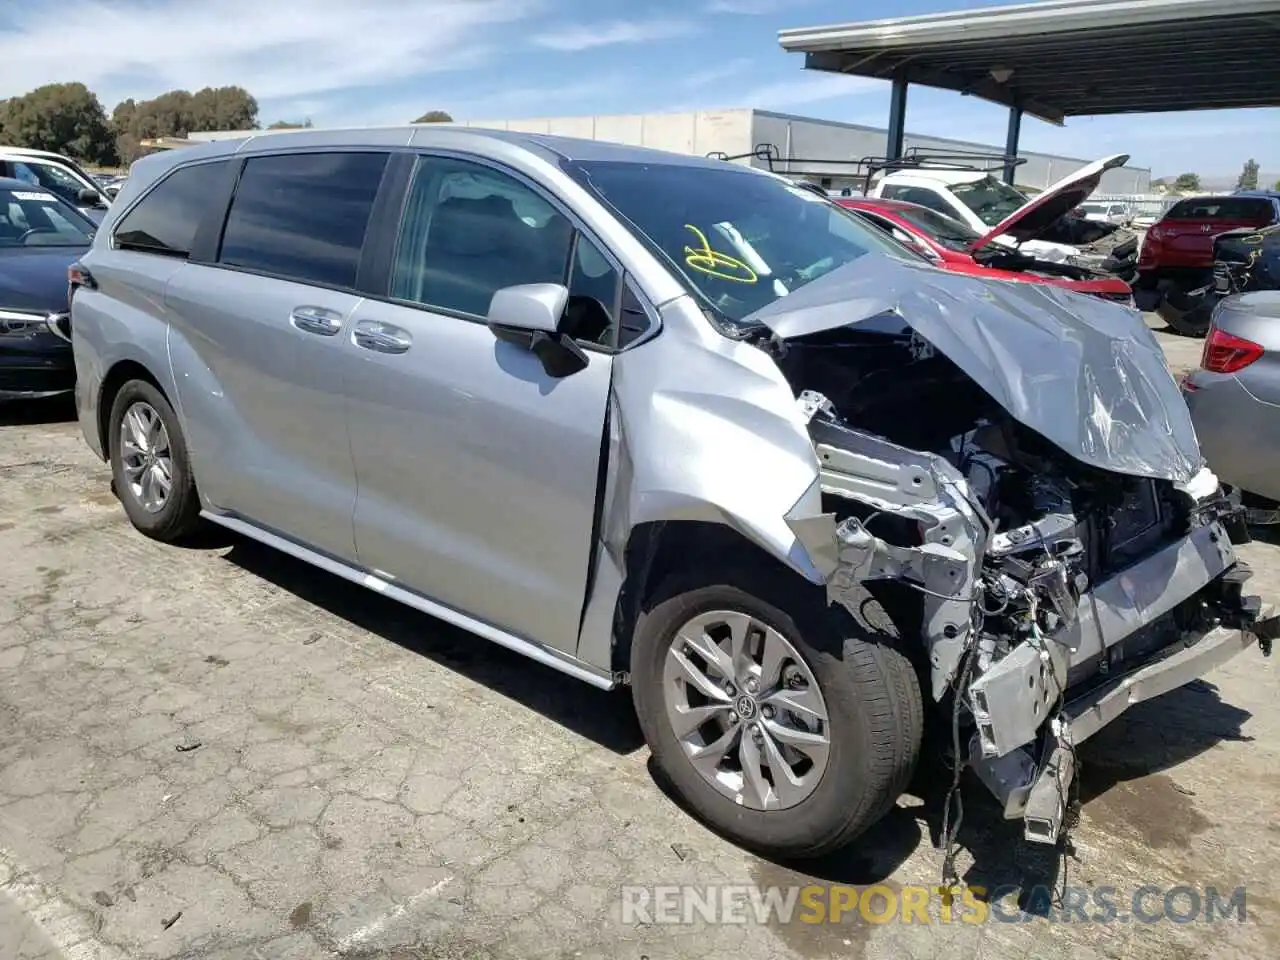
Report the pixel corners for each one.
[678,58,754,89]
[531,19,698,52]
[0,0,538,110]
[674,72,883,111]
[704,0,812,14]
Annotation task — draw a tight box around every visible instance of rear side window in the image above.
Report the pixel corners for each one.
[114,161,230,257]
[1166,197,1275,222]
[218,152,388,289]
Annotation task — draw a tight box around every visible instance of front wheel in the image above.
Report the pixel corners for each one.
[631,574,922,858]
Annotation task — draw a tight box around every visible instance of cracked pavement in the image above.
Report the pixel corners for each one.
[2,327,1279,959]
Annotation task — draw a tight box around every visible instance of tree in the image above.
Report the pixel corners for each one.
[110,86,260,164]
[188,86,259,132]
[413,110,453,123]
[111,99,142,165]
[1237,158,1260,191]
[1274,179,1280,192]
[267,119,313,129]
[1173,172,1201,192]
[0,82,115,164]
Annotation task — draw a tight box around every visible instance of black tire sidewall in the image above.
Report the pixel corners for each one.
[631,578,893,856]
[108,380,198,540]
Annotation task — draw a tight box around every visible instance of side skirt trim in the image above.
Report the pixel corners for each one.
[201,510,618,691]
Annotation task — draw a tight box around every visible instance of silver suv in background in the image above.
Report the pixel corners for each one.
[70,127,1275,858]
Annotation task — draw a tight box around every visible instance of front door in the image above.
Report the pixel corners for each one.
[343,154,621,654]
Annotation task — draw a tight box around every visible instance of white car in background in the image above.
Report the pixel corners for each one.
[1078,200,1130,224]
[0,146,112,222]
[870,154,1131,263]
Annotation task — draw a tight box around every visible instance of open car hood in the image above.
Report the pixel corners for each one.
[746,254,1201,484]
[970,153,1130,253]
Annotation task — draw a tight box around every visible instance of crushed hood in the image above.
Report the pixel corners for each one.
[971,153,1130,252]
[746,254,1202,484]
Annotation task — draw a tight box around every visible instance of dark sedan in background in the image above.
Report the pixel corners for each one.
[0,177,96,399]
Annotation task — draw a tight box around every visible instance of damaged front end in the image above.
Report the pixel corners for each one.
[752,257,1278,845]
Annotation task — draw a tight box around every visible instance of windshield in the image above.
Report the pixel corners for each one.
[0,186,96,247]
[565,160,915,325]
[951,176,1027,226]
[888,204,981,251]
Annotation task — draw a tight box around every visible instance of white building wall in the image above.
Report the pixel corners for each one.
[747,110,1150,194]
[461,110,755,158]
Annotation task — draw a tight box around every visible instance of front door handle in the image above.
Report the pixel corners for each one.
[290,306,344,337]
[353,320,412,355]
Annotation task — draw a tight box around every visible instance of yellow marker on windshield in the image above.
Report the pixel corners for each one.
[683,224,758,283]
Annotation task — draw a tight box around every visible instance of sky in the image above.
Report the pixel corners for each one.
[0,0,1276,180]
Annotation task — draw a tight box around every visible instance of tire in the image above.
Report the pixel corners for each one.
[631,570,923,859]
[107,379,202,542]
[1157,294,1214,337]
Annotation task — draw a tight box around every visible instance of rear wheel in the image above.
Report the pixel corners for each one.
[631,572,922,858]
[107,379,202,542]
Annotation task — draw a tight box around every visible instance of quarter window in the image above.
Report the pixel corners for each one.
[391,156,629,348]
[218,152,388,289]
[113,160,230,257]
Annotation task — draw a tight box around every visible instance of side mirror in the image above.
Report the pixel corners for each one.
[486,283,589,379]
[77,188,107,207]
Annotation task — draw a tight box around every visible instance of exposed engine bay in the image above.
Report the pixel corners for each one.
[1020,214,1140,281]
[975,237,1138,291]
[768,322,1272,844]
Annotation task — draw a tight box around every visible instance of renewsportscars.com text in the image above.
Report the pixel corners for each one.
[620,884,1248,926]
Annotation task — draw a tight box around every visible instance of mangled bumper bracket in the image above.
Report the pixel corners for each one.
[973,590,1278,845]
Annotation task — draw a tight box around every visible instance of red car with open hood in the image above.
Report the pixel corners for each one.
[835,154,1135,305]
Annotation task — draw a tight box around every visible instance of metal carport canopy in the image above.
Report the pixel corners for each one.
[777,0,1280,127]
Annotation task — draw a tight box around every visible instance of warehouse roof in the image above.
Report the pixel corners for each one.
[778,0,1280,125]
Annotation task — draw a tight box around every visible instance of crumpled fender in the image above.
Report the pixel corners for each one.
[573,296,828,672]
[605,296,826,580]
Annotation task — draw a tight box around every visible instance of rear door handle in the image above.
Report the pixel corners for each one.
[290,306,344,337]
[353,320,412,355]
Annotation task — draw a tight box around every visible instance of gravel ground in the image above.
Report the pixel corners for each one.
[2,320,1277,960]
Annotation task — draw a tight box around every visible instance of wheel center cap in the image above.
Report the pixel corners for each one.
[734,694,758,720]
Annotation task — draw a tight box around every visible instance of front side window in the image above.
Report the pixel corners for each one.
[950,176,1028,226]
[114,160,231,257]
[565,161,913,326]
[218,152,388,289]
[391,156,634,348]
[0,187,96,247]
[391,156,574,318]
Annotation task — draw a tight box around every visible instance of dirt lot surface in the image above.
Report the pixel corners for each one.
[2,323,1278,960]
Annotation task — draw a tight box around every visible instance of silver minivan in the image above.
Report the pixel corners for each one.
[70,127,1274,858]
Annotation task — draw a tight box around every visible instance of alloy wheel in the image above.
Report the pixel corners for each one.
[119,401,173,514]
[662,609,832,811]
